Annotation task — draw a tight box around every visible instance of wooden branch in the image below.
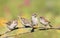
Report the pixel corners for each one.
[39,27,60,30]
[0,26,60,37]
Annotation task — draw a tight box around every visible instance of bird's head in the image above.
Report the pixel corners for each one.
[6,21,12,25]
[32,13,37,17]
[12,19,18,24]
[21,17,25,21]
[40,16,45,19]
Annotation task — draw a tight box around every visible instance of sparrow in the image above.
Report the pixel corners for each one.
[31,13,38,32]
[39,16,52,28]
[6,19,18,31]
[0,19,18,36]
[18,16,31,28]
[31,13,38,26]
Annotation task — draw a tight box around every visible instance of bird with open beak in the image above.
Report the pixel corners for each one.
[18,16,31,28]
[31,13,38,32]
[39,16,52,29]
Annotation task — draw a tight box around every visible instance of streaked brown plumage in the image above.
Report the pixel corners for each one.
[18,16,31,28]
[6,19,18,31]
[40,16,52,28]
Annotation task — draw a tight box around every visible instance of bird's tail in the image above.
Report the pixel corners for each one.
[49,24,53,28]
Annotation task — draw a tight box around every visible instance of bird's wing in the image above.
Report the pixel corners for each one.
[44,18,49,22]
[23,18,31,24]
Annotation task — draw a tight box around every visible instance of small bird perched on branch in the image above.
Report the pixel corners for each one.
[6,19,18,31]
[18,16,32,28]
[0,19,18,36]
[31,13,38,32]
[39,16,52,29]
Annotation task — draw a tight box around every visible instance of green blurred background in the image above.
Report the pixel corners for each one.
[0,0,60,38]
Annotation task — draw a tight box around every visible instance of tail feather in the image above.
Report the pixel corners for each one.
[49,24,53,27]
